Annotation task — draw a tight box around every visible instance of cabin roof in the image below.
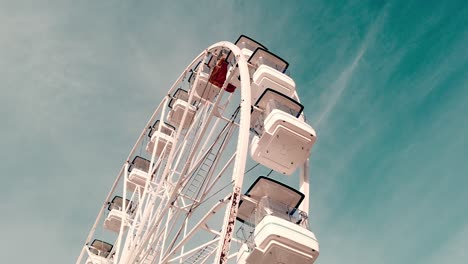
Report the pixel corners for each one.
[237,176,304,223]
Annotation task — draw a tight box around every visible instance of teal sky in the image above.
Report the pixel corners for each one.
[1,1,467,263]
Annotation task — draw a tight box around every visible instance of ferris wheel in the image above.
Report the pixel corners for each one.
[76,35,320,264]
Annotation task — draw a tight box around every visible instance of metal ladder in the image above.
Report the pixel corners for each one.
[183,244,218,264]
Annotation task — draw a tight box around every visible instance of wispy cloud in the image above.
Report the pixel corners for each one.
[1,1,467,264]
[314,5,388,127]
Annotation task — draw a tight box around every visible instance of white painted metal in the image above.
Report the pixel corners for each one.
[167,99,197,129]
[299,160,310,214]
[146,122,175,157]
[251,109,316,175]
[251,64,296,103]
[127,167,149,192]
[77,38,319,264]
[244,215,319,264]
[104,210,129,233]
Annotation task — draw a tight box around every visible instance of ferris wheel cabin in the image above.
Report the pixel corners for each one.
[146,120,175,157]
[103,196,135,233]
[189,60,221,102]
[126,156,151,192]
[236,177,319,264]
[86,239,113,264]
[248,50,316,175]
[167,88,197,129]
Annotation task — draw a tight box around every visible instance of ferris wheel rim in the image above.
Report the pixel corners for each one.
[125,41,252,264]
[77,38,316,264]
[78,41,253,264]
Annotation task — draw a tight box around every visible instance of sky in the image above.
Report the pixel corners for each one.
[0,0,467,263]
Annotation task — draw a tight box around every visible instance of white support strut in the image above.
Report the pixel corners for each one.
[76,37,318,264]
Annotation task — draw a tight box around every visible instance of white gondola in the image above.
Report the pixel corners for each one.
[246,214,319,264]
[104,196,134,233]
[248,48,293,103]
[86,239,113,264]
[146,120,175,157]
[236,177,319,264]
[126,156,150,192]
[167,89,197,129]
[251,65,295,104]
[250,89,316,175]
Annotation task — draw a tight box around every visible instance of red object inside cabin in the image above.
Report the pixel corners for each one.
[208,58,237,93]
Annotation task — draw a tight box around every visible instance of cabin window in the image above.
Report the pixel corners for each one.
[88,239,113,258]
[128,156,150,173]
[251,88,303,135]
[148,120,175,138]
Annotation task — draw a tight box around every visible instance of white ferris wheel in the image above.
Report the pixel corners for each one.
[76,35,320,264]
